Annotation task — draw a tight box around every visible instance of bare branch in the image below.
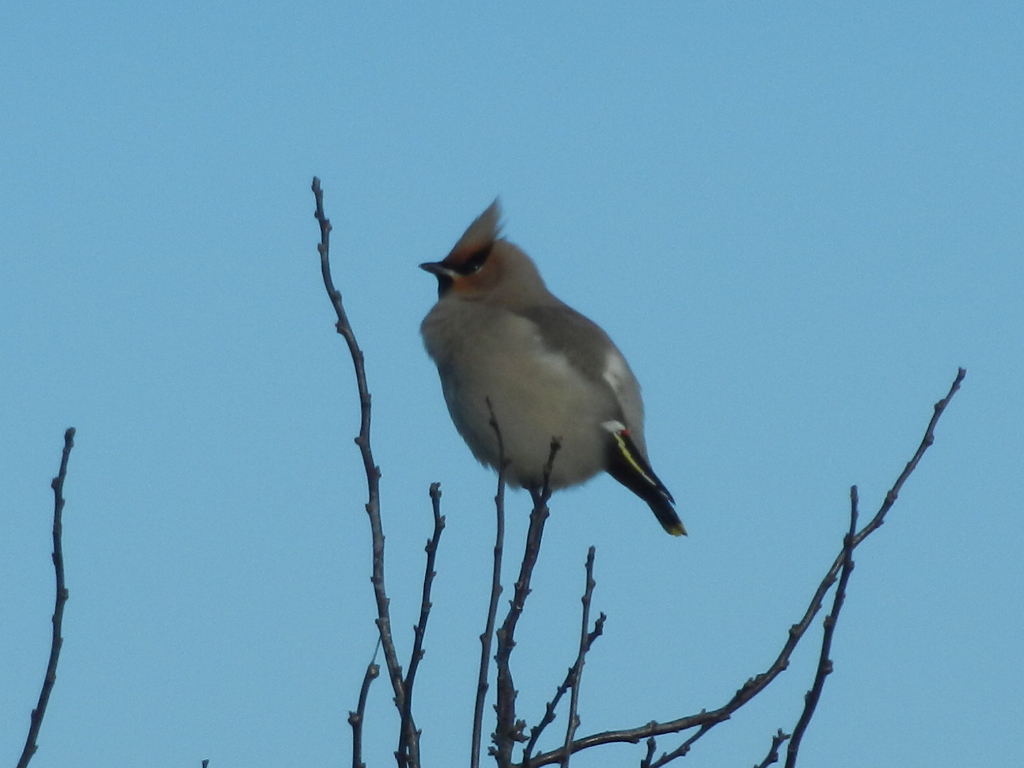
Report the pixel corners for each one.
[399,484,446,766]
[18,427,75,768]
[640,735,657,768]
[559,547,598,768]
[311,179,413,753]
[494,438,560,766]
[349,659,381,768]
[646,722,708,766]
[849,367,966,549]
[522,610,606,766]
[754,730,791,768]
[473,402,509,768]
[523,369,966,766]
[783,486,858,767]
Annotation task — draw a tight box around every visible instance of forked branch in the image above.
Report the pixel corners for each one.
[492,439,560,767]
[312,178,417,763]
[783,486,859,767]
[473,401,510,768]
[522,368,966,767]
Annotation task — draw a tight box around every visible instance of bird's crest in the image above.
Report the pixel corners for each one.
[448,198,501,259]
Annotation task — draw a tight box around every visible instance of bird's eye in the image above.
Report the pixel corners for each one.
[459,245,492,276]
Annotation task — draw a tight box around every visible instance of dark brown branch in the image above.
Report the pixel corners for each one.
[522,610,606,765]
[311,179,413,752]
[559,547,598,767]
[473,402,509,768]
[523,368,966,767]
[754,730,791,768]
[848,367,966,550]
[784,487,858,767]
[493,439,560,767]
[349,659,381,768]
[18,427,75,768]
[654,487,862,768]
[646,722,709,766]
[641,735,657,768]
[398,484,446,767]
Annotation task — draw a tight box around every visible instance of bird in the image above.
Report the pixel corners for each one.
[419,200,685,536]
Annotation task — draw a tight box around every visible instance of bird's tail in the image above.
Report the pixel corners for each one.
[604,425,687,536]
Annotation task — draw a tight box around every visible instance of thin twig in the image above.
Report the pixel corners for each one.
[640,735,657,768]
[559,547,598,768]
[312,179,413,753]
[754,730,791,768]
[399,484,446,766]
[784,487,858,767]
[646,722,709,766]
[848,367,966,550]
[17,427,75,768]
[494,438,560,767]
[349,659,381,768]
[521,369,966,767]
[473,401,508,768]
[522,612,606,765]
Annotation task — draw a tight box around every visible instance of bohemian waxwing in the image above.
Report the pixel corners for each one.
[419,201,685,536]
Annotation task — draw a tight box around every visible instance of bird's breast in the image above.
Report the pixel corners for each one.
[422,301,618,489]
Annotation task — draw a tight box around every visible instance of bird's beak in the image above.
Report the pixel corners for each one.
[420,261,457,297]
[419,261,456,279]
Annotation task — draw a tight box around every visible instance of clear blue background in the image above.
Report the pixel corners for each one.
[2,3,1021,766]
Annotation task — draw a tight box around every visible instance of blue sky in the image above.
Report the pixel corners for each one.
[2,2,1021,766]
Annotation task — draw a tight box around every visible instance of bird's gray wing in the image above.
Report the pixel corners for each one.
[515,304,646,446]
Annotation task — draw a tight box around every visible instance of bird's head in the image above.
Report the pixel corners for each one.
[420,199,550,306]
